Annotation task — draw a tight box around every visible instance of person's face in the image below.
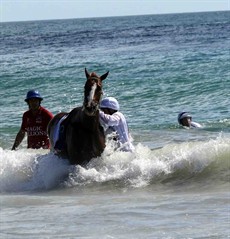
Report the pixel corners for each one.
[181,117,192,127]
[101,108,109,114]
[27,98,40,110]
[101,108,115,115]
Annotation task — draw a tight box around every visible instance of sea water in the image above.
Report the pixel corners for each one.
[0,11,230,238]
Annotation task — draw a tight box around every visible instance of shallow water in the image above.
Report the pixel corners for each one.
[0,11,230,238]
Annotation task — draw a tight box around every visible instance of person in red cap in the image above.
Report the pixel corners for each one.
[12,90,53,150]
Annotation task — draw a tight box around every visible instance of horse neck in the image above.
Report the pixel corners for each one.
[82,110,100,131]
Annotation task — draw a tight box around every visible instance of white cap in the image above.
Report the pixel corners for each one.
[100,97,120,111]
[178,112,192,124]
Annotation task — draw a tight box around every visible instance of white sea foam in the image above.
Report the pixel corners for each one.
[0,135,229,193]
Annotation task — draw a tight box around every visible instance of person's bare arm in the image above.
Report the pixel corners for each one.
[12,129,25,150]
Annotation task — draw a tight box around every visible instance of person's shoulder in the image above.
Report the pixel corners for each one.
[40,106,51,112]
[191,121,202,128]
[40,106,53,116]
[115,111,128,123]
[114,111,125,118]
[23,109,31,117]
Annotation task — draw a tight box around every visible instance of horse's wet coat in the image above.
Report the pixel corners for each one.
[48,68,109,165]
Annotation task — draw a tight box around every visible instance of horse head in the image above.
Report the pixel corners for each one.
[83,68,109,116]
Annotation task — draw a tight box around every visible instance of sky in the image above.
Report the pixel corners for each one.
[0,0,229,22]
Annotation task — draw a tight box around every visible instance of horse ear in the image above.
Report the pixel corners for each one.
[85,68,90,79]
[100,71,109,81]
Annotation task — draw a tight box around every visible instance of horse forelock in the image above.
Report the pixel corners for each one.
[85,72,101,86]
[90,72,99,78]
[85,68,109,82]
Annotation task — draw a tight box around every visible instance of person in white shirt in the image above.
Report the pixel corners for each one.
[178,112,202,129]
[99,97,134,152]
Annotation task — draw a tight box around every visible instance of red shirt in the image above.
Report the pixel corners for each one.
[21,106,53,149]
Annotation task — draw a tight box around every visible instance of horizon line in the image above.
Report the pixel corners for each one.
[1,9,229,24]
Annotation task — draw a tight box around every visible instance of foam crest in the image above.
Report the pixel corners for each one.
[65,136,230,188]
[0,135,229,192]
[0,148,69,192]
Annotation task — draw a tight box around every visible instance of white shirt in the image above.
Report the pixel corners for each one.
[182,121,202,129]
[99,110,134,152]
[191,121,202,128]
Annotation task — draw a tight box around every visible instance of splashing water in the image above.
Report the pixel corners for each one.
[1,135,229,193]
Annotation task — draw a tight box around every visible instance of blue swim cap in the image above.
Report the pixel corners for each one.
[25,90,43,102]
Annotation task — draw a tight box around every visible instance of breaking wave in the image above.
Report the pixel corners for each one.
[0,135,229,193]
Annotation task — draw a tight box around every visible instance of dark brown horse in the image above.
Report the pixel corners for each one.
[48,68,109,165]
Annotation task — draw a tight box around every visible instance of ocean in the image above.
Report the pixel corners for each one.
[0,11,230,238]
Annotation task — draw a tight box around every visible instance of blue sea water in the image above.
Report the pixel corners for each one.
[0,11,230,238]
